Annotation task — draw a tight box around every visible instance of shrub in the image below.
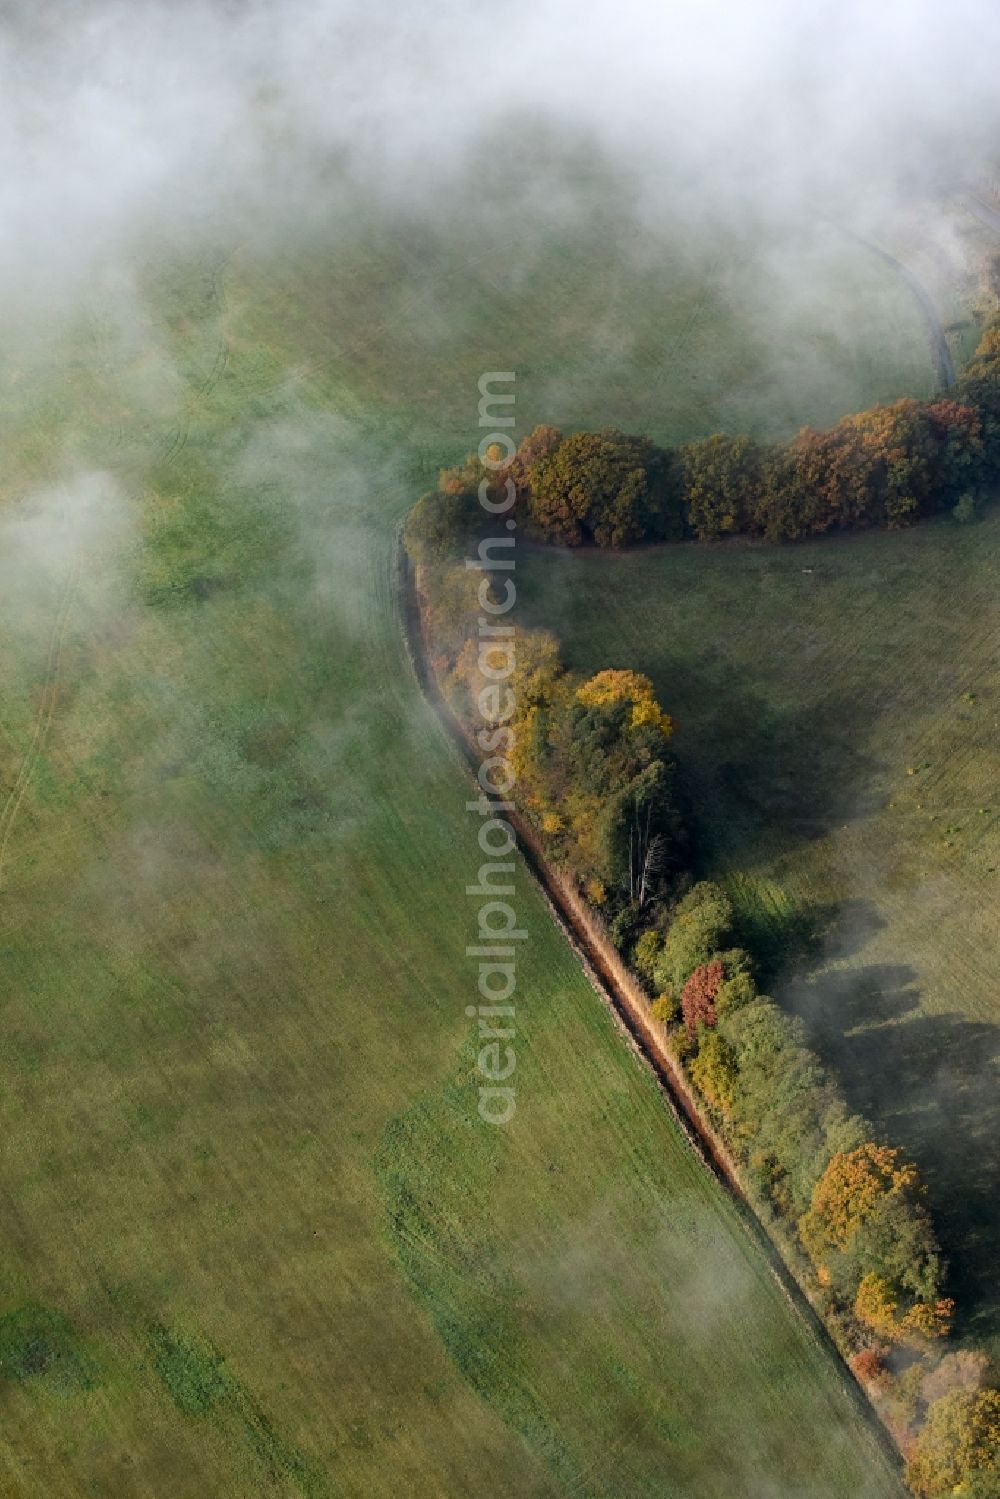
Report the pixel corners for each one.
[665,1023,694,1064]
[633,927,663,984]
[150,1324,235,1416]
[0,1303,95,1392]
[851,1348,890,1391]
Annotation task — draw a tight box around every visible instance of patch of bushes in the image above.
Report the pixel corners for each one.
[149,1324,327,1497]
[150,1324,235,1416]
[0,1302,96,1393]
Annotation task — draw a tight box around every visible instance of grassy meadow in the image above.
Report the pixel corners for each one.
[518,513,1000,1363]
[0,192,937,1494]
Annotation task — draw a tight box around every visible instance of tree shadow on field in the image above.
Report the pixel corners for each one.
[638,655,886,873]
[731,894,889,994]
[782,931,1000,1350]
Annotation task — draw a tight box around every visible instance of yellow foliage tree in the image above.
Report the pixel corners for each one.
[854,1273,899,1337]
[906,1387,1000,1497]
[901,1298,955,1341]
[576,669,673,737]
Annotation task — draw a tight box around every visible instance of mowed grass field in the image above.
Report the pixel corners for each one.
[0,196,932,1495]
[518,514,1000,1362]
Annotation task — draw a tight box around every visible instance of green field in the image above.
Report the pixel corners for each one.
[0,195,934,1494]
[518,513,1000,1363]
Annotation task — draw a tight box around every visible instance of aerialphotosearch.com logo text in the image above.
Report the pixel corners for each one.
[465,371,520,1126]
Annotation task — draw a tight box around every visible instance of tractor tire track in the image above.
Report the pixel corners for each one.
[832,222,956,391]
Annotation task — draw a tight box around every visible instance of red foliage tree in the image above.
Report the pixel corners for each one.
[851,1349,888,1389]
[681,959,725,1039]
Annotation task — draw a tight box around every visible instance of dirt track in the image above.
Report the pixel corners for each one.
[843,228,957,391]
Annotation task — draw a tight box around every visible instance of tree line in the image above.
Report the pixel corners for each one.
[411,313,1000,555]
[411,579,1000,1492]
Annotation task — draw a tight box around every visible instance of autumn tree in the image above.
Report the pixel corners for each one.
[404,489,476,566]
[679,432,766,540]
[527,427,676,547]
[854,1273,900,1338]
[755,427,841,540]
[633,928,663,985]
[486,328,999,554]
[438,451,485,498]
[576,669,674,736]
[720,997,865,1217]
[799,1143,948,1333]
[690,1029,739,1111]
[714,968,756,1018]
[850,1348,890,1391]
[924,398,985,504]
[650,992,679,1026]
[906,1387,1000,1498]
[504,424,564,500]
[842,399,937,528]
[801,1144,919,1251]
[651,882,734,998]
[958,317,1000,469]
[480,640,684,911]
[559,690,683,904]
[681,959,725,1038]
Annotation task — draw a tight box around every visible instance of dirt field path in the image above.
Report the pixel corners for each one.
[821,218,956,391]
